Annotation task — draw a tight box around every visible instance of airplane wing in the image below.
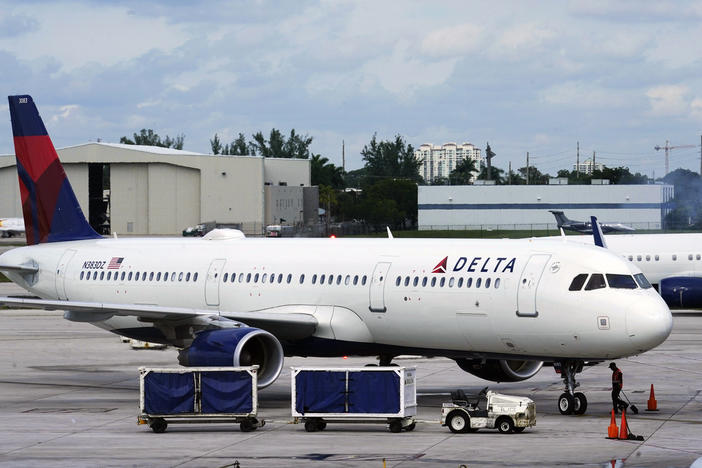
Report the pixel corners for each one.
[0,296,318,340]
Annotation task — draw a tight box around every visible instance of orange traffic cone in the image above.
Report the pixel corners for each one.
[646,384,658,411]
[607,409,619,439]
[618,409,628,440]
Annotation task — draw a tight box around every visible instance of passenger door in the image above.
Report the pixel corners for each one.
[516,254,551,317]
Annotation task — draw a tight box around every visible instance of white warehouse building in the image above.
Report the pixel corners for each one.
[418,184,674,230]
[0,142,317,236]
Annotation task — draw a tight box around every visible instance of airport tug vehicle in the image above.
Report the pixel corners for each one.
[440,388,536,434]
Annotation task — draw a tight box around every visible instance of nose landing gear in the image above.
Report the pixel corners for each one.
[557,360,587,415]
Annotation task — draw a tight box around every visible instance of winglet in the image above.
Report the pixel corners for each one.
[8,95,101,245]
[591,216,608,248]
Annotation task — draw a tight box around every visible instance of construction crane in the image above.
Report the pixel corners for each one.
[654,140,697,176]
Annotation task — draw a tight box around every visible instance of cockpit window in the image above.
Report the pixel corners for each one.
[568,274,588,291]
[606,274,637,289]
[584,273,606,290]
[634,273,652,289]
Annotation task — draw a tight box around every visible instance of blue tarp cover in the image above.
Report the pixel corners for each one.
[348,371,400,413]
[144,372,195,414]
[295,371,346,414]
[200,371,253,414]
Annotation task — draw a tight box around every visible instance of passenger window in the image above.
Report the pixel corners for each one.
[606,274,637,289]
[584,273,606,290]
[287,274,292,284]
[362,275,367,285]
[327,275,333,285]
[171,272,176,281]
[100,271,105,280]
[353,275,358,285]
[466,277,473,288]
[485,278,491,288]
[448,277,454,287]
[396,276,401,286]
[672,255,677,261]
[431,277,437,287]
[345,275,350,285]
[80,271,85,280]
[186,272,191,282]
[422,277,427,287]
[336,275,341,285]
[645,255,650,261]
[476,278,482,288]
[156,272,161,281]
[300,274,305,284]
[128,272,133,281]
[404,276,409,287]
[627,255,633,261]
[494,278,500,288]
[223,273,229,282]
[457,278,463,287]
[698,254,701,261]
[270,274,276,283]
[568,274,588,291]
[689,254,694,261]
[320,274,326,284]
[254,273,260,283]
[655,255,659,261]
[440,277,445,287]
[246,273,251,283]
[413,276,418,287]
[636,255,642,261]
[278,274,283,283]
[634,273,652,289]
[178,272,183,282]
[107,271,112,280]
[193,272,198,282]
[312,274,317,284]
[121,272,126,281]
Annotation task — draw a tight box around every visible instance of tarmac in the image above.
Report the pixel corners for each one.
[0,280,701,468]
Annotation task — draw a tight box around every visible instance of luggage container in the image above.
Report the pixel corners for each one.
[138,366,263,433]
[291,366,417,433]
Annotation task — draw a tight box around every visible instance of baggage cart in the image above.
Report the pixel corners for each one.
[138,366,263,433]
[291,366,417,433]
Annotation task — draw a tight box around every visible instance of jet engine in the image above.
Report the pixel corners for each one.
[660,276,702,308]
[455,358,543,382]
[177,327,284,388]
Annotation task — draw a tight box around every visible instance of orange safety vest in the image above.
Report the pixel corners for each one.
[612,369,623,388]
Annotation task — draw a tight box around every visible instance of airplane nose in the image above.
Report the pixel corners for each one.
[626,295,673,352]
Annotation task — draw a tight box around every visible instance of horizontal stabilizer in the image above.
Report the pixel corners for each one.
[0,262,39,274]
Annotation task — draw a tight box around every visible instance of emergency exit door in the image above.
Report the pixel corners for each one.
[516,254,551,317]
[205,259,226,306]
[369,262,391,312]
[55,249,77,300]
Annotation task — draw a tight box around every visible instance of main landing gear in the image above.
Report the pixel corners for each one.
[557,360,588,415]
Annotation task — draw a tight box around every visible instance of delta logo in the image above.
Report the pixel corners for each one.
[432,256,517,273]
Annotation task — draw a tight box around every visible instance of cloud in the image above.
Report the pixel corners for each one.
[0,11,39,37]
[51,104,79,122]
[646,85,690,116]
[492,23,557,58]
[540,82,629,108]
[421,23,484,58]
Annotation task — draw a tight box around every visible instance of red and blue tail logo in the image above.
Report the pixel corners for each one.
[8,95,100,245]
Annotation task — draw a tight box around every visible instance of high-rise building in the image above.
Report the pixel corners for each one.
[573,158,604,175]
[415,142,483,183]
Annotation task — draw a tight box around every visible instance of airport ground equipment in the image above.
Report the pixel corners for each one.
[440,387,536,434]
[291,366,417,433]
[138,366,263,433]
[620,390,639,414]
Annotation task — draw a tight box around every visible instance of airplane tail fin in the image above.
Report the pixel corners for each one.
[549,210,570,228]
[8,95,101,245]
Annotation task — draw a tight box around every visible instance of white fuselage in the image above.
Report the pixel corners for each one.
[0,235,672,361]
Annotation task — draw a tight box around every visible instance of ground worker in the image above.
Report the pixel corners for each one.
[610,362,628,413]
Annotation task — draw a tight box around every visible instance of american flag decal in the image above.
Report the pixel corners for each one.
[107,257,124,269]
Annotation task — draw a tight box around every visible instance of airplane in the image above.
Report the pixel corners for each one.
[0,95,672,416]
[551,231,702,309]
[549,210,635,234]
[0,217,25,238]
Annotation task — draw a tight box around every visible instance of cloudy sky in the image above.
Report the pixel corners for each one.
[1,0,702,177]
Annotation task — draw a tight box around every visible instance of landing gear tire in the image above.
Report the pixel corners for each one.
[558,392,575,415]
[447,412,469,434]
[497,417,514,434]
[574,392,588,415]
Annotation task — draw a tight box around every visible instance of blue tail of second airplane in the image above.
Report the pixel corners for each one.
[8,95,101,245]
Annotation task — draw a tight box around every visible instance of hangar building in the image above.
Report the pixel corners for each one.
[0,143,317,236]
[418,184,674,230]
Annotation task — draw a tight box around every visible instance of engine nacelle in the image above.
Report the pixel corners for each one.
[455,358,543,382]
[177,327,284,388]
[660,276,702,308]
